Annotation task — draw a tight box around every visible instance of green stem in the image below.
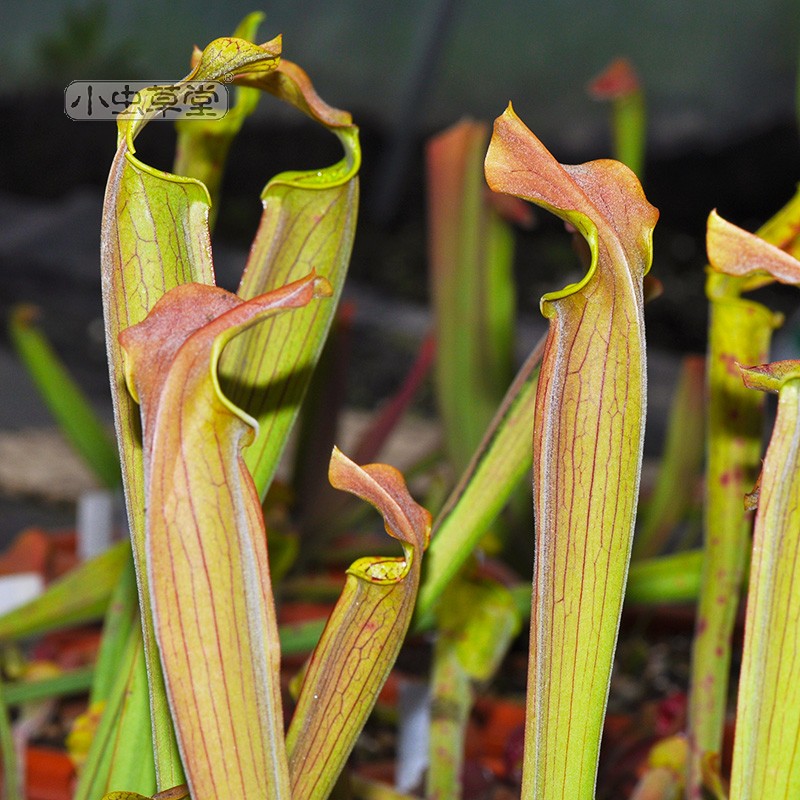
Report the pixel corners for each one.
[0,677,22,800]
[687,289,777,798]
[9,305,120,489]
[3,667,95,706]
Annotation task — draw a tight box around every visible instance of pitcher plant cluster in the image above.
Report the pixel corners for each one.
[2,16,800,800]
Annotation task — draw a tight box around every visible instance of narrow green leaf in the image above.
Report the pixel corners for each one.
[0,540,130,641]
[55,566,134,789]
[416,334,543,625]
[634,355,706,559]
[285,447,431,800]
[433,548,707,625]
[3,666,94,705]
[218,59,361,499]
[9,304,120,488]
[74,624,156,800]
[485,104,658,798]
[687,209,800,796]
[427,119,516,475]
[730,360,800,799]
[90,548,139,706]
[120,274,331,800]
[626,549,704,604]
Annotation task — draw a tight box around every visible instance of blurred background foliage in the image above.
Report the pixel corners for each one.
[2,0,800,432]
[3,0,800,153]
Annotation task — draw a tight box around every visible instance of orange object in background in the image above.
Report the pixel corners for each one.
[0,529,50,577]
[0,529,78,583]
[25,747,76,800]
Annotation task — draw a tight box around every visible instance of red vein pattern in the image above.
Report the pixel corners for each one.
[285,449,431,800]
[119,275,330,800]
[731,363,800,799]
[217,59,361,499]
[686,210,800,798]
[485,105,658,799]
[101,32,361,790]
[100,35,284,788]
